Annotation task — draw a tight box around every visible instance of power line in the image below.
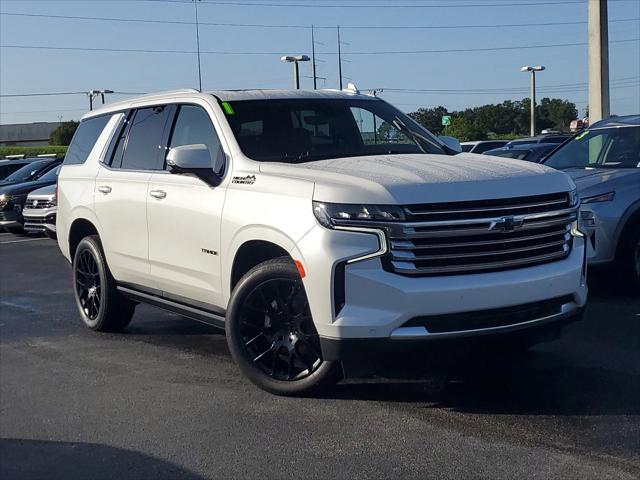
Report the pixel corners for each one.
[149,0,593,8]
[0,91,144,98]
[3,12,637,30]
[2,38,637,56]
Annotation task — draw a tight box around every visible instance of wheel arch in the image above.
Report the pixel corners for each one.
[68,217,100,261]
[615,201,640,260]
[229,239,292,295]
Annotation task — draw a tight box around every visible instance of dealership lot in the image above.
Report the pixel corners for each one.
[0,233,638,479]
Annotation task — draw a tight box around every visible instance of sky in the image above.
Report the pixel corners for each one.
[0,0,639,124]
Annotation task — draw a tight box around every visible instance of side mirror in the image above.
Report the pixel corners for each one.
[438,135,462,154]
[166,144,223,187]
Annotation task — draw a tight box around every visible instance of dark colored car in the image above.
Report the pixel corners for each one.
[506,134,572,147]
[460,140,509,154]
[0,163,62,233]
[0,158,62,187]
[483,143,558,162]
[0,158,41,180]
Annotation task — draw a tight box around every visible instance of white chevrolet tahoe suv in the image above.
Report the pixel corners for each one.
[57,89,587,395]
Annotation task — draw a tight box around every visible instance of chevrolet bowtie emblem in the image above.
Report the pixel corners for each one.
[489,215,524,232]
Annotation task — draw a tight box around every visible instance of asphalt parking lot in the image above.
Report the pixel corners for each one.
[0,231,639,479]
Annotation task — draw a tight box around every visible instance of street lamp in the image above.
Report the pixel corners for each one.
[281,55,310,90]
[87,89,114,111]
[520,65,545,136]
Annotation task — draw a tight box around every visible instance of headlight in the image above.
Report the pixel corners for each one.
[568,189,579,207]
[313,201,405,228]
[0,193,9,208]
[581,191,615,204]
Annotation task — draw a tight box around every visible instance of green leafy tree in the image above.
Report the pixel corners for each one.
[49,121,79,146]
[409,106,449,135]
[538,97,578,132]
[446,116,486,142]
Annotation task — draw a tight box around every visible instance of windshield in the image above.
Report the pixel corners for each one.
[38,165,61,182]
[2,160,50,183]
[544,126,639,169]
[223,98,447,162]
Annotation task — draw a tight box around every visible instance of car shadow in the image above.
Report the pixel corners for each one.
[325,347,640,416]
[0,438,206,480]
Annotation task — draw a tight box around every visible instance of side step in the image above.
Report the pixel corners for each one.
[117,286,226,331]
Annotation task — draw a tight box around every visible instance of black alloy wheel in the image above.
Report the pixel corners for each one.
[239,278,322,381]
[75,248,102,320]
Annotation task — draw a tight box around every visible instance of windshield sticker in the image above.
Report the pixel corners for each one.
[574,131,588,141]
[221,101,235,115]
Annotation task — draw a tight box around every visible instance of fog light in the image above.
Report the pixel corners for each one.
[580,210,596,228]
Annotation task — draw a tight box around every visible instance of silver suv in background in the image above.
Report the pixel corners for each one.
[543,115,640,290]
[23,184,57,239]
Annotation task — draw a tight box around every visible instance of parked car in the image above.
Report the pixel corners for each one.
[0,158,41,180]
[507,134,572,147]
[0,164,61,233]
[22,184,57,238]
[57,89,586,395]
[0,158,62,187]
[542,114,639,289]
[483,143,558,162]
[460,140,509,154]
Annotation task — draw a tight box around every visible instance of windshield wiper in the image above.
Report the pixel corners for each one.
[392,117,427,154]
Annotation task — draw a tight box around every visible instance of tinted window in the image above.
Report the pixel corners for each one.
[0,163,25,179]
[544,126,640,169]
[539,136,569,144]
[169,105,223,172]
[121,106,170,170]
[2,160,51,183]
[65,115,111,165]
[487,149,528,160]
[38,165,61,182]
[225,99,446,163]
[461,144,474,152]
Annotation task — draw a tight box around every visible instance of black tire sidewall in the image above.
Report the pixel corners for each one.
[73,236,110,330]
[226,258,341,396]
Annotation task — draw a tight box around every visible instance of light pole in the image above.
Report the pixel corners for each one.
[520,65,545,136]
[281,55,310,90]
[87,89,114,111]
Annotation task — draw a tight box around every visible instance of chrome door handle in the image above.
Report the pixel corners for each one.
[97,185,112,194]
[149,189,167,199]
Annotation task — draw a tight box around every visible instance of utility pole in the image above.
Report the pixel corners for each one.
[588,0,610,122]
[337,25,343,90]
[520,66,545,136]
[281,56,310,89]
[311,25,317,90]
[193,0,203,92]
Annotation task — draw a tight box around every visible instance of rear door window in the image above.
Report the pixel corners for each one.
[64,115,111,165]
[120,106,171,171]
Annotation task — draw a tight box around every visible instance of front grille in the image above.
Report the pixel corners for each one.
[404,295,574,333]
[386,192,576,276]
[26,199,54,209]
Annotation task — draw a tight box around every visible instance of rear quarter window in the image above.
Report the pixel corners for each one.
[64,115,111,165]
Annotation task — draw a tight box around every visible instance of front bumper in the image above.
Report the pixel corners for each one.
[0,208,23,228]
[293,225,588,353]
[22,208,57,235]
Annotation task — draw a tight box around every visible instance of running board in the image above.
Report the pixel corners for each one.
[117,286,226,331]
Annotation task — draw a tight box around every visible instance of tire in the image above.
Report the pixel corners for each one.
[618,222,640,293]
[72,235,135,332]
[7,226,23,235]
[226,257,342,396]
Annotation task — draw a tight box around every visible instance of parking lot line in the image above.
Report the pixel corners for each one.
[0,237,50,245]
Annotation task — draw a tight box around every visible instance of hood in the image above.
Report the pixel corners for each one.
[0,179,55,197]
[259,153,574,204]
[563,167,640,198]
[27,184,56,200]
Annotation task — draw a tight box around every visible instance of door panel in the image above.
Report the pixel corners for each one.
[94,166,152,286]
[147,172,225,307]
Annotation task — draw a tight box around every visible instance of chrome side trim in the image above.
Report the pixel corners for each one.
[334,226,388,264]
[389,301,578,340]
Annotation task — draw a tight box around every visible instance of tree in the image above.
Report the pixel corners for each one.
[409,106,449,135]
[538,98,578,132]
[50,121,79,145]
[445,116,486,142]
